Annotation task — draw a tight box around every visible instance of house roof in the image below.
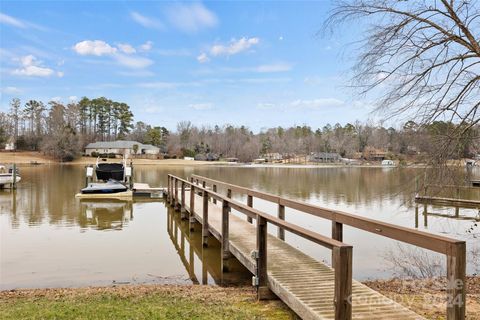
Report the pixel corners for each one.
[85,140,159,150]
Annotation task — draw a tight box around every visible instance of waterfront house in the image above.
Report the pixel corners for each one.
[85,140,160,156]
[309,152,341,163]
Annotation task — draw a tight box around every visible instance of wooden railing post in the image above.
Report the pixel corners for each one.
[247,195,253,223]
[332,221,343,268]
[189,184,196,231]
[221,199,231,271]
[202,191,209,247]
[227,188,232,213]
[167,175,171,203]
[174,178,179,211]
[446,242,466,320]
[180,181,186,218]
[278,204,285,240]
[212,184,217,204]
[333,246,352,320]
[256,214,269,300]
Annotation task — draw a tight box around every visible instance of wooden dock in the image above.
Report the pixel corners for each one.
[167,174,467,320]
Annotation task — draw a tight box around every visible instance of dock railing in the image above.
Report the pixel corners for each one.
[190,174,467,320]
[167,174,353,320]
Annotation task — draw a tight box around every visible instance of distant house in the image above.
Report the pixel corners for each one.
[85,140,160,156]
[363,147,388,161]
[5,137,15,151]
[263,153,283,162]
[309,152,341,163]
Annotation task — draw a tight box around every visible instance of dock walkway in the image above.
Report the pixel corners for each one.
[184,189,422,320]
[168,174,466,320]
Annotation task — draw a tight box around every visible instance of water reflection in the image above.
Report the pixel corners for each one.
[166,207,251,286]
[1,164,478,289]
[79,200,133,231]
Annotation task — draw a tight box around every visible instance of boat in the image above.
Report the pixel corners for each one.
[0,165,21,185]
[95,159,125,181]
[81,179,128,194]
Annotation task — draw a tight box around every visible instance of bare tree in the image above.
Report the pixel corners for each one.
[325,0,480,145]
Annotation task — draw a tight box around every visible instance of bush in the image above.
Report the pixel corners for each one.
[91,152,98,157]
[108,153,116,158]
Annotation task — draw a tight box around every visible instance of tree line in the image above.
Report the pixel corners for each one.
[0,98,478,162]
[0,97,134,161]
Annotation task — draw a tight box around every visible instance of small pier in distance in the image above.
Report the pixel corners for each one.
[167,174,467,320]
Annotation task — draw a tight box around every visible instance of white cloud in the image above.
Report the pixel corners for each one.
[118,43,136,54]
[166,2,217,33]
[139,41,153,52]
[291,98,344,109]
[279,36,284,41]
[189,103,213,110]
[256,63,292,73]
[114,54,153,69]
[1,86,21,94]
[0,12,26,28]
[73,40,154,69]
[56,71,64,77]
[130,11,164,29]
[69,96,78,101]
[210,37,259,57]
[12,55,61,77]
[50,96,62,102]
[73,40,117,56]
[198,37,260,63]
[0,12,47,31]
[197,52,209,63]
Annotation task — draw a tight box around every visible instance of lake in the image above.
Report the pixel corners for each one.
[1,164,478,290]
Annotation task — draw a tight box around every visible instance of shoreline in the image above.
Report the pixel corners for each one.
[0,151,432,168]
[1,277,479,319]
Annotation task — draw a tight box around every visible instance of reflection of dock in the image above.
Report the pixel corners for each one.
[166,207,251,285]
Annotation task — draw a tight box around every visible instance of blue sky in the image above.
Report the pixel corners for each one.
[0,1,374,131]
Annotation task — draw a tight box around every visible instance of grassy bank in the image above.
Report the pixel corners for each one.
[0,285,294,320]
[1,278,480,319]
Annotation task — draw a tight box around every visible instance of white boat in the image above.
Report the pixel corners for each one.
[0,165,21,185]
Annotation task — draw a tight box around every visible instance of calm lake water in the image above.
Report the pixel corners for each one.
[1,164,478,290]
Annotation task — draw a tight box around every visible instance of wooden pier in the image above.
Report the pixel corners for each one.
[167,174,467,320]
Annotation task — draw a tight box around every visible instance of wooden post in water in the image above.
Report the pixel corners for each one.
[247,195,253,223]
[415,205,419,228]
[12,163,17,190]
[202,191,209,247]
[333,246,352,320]
[221,199,231,271]
[331,221,343,268]
[446,242,466,320]
[423,203,428,227]
[180,181,186,219]
[278,204,285,240]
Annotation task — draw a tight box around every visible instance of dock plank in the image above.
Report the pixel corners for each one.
[183,190,424,320]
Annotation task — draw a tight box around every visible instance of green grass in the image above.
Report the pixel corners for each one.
[0,285,295,320]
